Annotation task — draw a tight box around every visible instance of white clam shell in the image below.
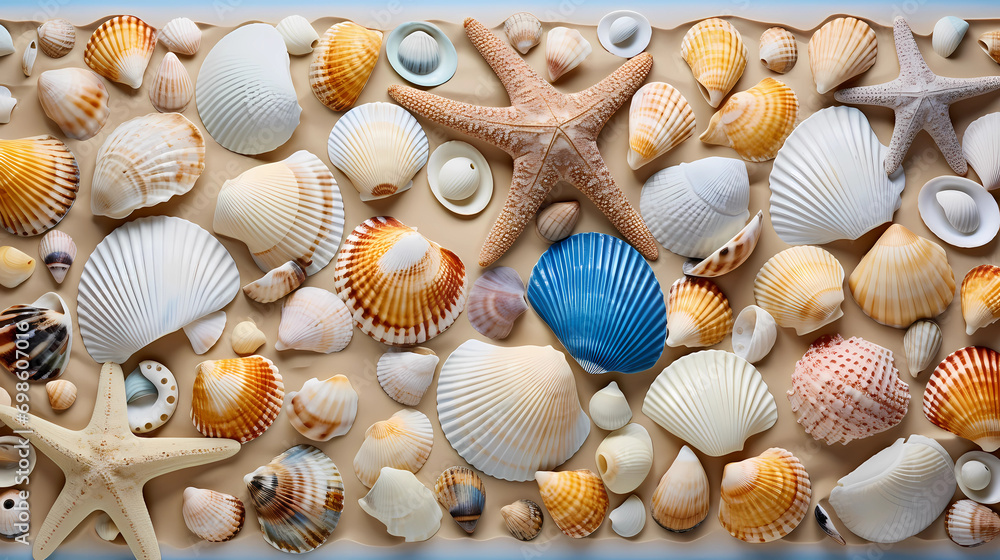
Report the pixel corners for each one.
[182,310,226,355]
[546,27,591,81]
[504,12,542,54]
[955,451,1000,504]
[0,436,36,487]
[377,348,439,406]
[160,17,201,55]
[963,112,1000,191]
[125,360,179,434]
[595,424,653,494]
[597,11,651,58]
[37,68,110,140]
[275,287,353,353]
[149,52,194,112]
[359,467,442,542]
[918,175,1000,248]
[609,17,638,45]
[276,15,319,55]
[937,189,980,233]
[731,305,777,364]
[0,25,13,56]
[426,141,493,215]
[933,16,969,58]
[285,375,359,441]
[0,86,15,124]
[354,409,433,488]
[22,41,36,77]
[589,381,632,431]
[397,31,440,76]
[609,495,645,538]
[903,320,942,377]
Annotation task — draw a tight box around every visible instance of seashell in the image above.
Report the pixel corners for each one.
[595,423,653,494]
[719,448,811,543]
[650,445,709,532]
[955,451,1000,504]
[334,216,467,346]
[849,224,955,328]
[640,157,750,259]
[182,310,226,355]
[231,319,266,355]
[597,11,652,58]
[21,41,36,76]
[437,340,590,482]
[609,17,638,45]
[643,350,777,456]
[962,264,1000,335]
[309,22,382,111]
[933,17,969,58]
[501,499,543,541]
[546,27,592,81]
[808,17,877,94]
[468,267,527,340]
[276,15,319,55]
[0,436,35,488]
[359,466,441,542]
[680,18,748,108]
[0,292,72,381]
[190,355,284,444]
[904,320,942,377]
[626,82,696,170]
[923,346,1000,451]
[353,409,433,487]
[426,141,493,215]
[787,334,910,445]
[536,201,581,242]
[395,30,438,75]
[160,17,201,55]
[0,25,13,56]
[285,375,358,441]
[918,175,1000,248]
[275,287,353,353]
[386,22,457,87]
[759,27,797,73]
[535,470,609,538]
[980,31,1000,63]
[830,435,955,543]
[937,190,980,233]
[37,68,111,140]
[377,348,439,406]
[769,106,904,244]
[700,77,798,162]
[947,499,1000,547]
[666,277,733,348]
[38,229,75,284]
[327,102,428,201]
[91,112,205,219]
[964,112,1000,191]
[245,445,344,553]
[148,53,194,112]
[731,304,777,364]
[0,86,16,124]
[196,23,300,155]
[45,379,76,410]
[753,245,845,335]
[682,210,763,278]
[528,232,667,374]
[504,13,542,54]
[84,15,157,88]
[37,19,75,58]
[814,503,846,545]
[589,381,632,431]
[0,246,35,288]
[243,261,306,304]
[182,487,244,542]
[0,488,27,539]
[434,466,486,533]
[0,135,79,237]
[438,158,475,199]
[125,360,178,434]
[94,512,118,541]
[214,150,345,276]
[610,495,645,537]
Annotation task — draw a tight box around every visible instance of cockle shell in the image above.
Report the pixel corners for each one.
[700,77,798,162]
[964,113,1000,191]
[309,22,382,111]
[45,379,76,410]
[37,68,110,141]
[38,230,75,284]
[924,346,1000,451]
[37,19,75,58]
[148,53,193,112]
[182,311,226,355]
[386,23,457,86]
[609,495,645,538]
[285,375,358,441]
[0,247,35,288]
[815,503,846,545]
[125,360,178,434]
[0,292,72,382]
[94,513,117,541]
[536,201,581,242]
[0,86,16,123]
[753,245,845,335]
[681,18,748,107]
[468,267,527,340]
[0,25,12,56]
[666,277,733,348]
[377,348,439,406]
[759,27,797,73]
[84,15,157,88]
[160,17,201,55]
[719,448,811,543]
[589,381,632,431]
[190,356,284,443]
[182,487,244,542]
[395,30,441,77]
[980,31,1000,63]
[962,265,1000,335]
[546,27,591,81]
[650,445,710,532]
[243,261,307,303]
[808,17,877,94]
[0,135,79,237]
[359,466,441,542]
[231,319,266,355]
[597,11,651,58]
[731,304,777,364]
[501,499,543,541]
[933,17,969,58]
[595,423,653,494]
[627,82,696,170]
[947,499,1000,547]
[434,466,486,533]
[683,211,763,278]
[918,175,1000,248]
[275,287,353,353]
[903,320,942,377]
[504,12,542,54]
[353,409,434,487]
[21,41,36,76]
[955,450,1000,504]
[536,470,609,538]
[277,15,319,55]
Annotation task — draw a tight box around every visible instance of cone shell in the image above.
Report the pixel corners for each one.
[277,15,319,55]
[589,381,632,431]
[275,287,353,353]
[0,293,72,381]
[536,201,581,242]
[924,346,1000,451]
[980,31,1000,63]
[947,499,1000,547]
[683,211,763,278]
[310,22,382,111]
[434,466,486,533]
[719,448,811,543]
[354,409,434,487]
[182,311,226,355]
[285,375,358,441]
[962,265,1000,335]
[37,19,75,58]
[933,17,969,58]
[38,230,75,284]
[182,487,244,542]
[36,68,109,141]
[149,53,193,112]
[0,135,79,237]
[0,246,35,288]
[359,466,442,542]
[190,356,284,443]
[680,18,748,108]
[160,17,201,55]
[651,445,710,532]
[595,423,653,494]
[501,500,543,541]
[546,27,591,81]
[334,216,467,346]
[700,77,798,162]
[753,246,845,335]
[627,82,696,170]
[468,267,527,340]
[535,470,609,538]
[84,15,157,88]
[808,17,877,94]
[231,319,266,355]
[243,261,306,304]
[904,320,942,377]
[666,277,733,348]
[377,347,439,406]
[759,27,797,73]
[504,12,542,54]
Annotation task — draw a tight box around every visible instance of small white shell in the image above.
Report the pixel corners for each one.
[609,495,645,538]
[0,436,36,487]
[22,41,36,77]
[589,381,632,431]
[275,287,353,353]
[903,320,942,377]
[597,11,652,58]
[731,305,777,364]
[125,360,179,434]
[377,348,439,406]
[504,12,542,54]
[933,17,969,58]
[955,451,1000,504]
[0,86,15,124]
[276,15,319,55]
[937,190,980,233]
[918,175,1000,248]
[160,17,201,55]
[149,53,194,113]
[398,31,440,76]
[546,27,591,81]
[964,112,1000,191]
[595,423,653,494]
[182,310,226,355]
[438,157,479,200]
[94,513,119,541]
[426,141,493,215]
[0,25,13,56]
[609,18,638,45]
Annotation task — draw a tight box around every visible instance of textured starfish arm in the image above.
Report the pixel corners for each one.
[572,53,653,126]
[135,437,240,480]
[0,405,78,466]
[388,85,519,152]
[832,86,895,107]
[106,486,160,560]
[463,18,557,106]
[479,155,550,266]
[883,106,924,174]
[925,111,968,175]
[33,488,100,560]
[939,76,1000,104]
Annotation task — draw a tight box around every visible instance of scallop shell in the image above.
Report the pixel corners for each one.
[243,261,306,304]
[535,470,609,538]
[327,102,428,201]
[160,17,201,55]
[719,448,811,543]
[22,41,36,76]
[353,409,434,487]
[334,216,467,346]
[37,19,75,58]
[527,232,667,374]
[680,18,748,108]
[245,445,344,553]
[148,53,193,112]
[924,346,1000,451]
[980,31,1000,63]
[917,175,1000,248]
[595,423,653,494]
[589,381,632,432]
[640,157,750,259]
[650,445,710,532]
[309,22,382,111]
[536,201,581,242]
[437,340,590,482]
[36,68,110,141]
[275,287,353,353]
[285,375,358,441]
[753,245,845,335]
[546,27,591,81]
[232,319,266,355]
[0,25,14,56]
[830,435,956,543]
[732,304,777,364]
[700,78,798,162]
[501,499,543,541]
[962,265,1000,335]
[214,150,345,276]
[196,23,300,155]
[276,15,319,55]
[814,503,846,545]
[0,86,16,124]
[377,348,439,406]
[385,23,458,87]
[0,135,79,238]
[682,211,763,278]
[182,310,226,355]
[964,112,1000,191]
[849,224,956,328]
[0,436,35,488]
[933,17,969,58]
[468,267,527,340]
[0,488,26,539]
[642,350,778,457]
[0,292,73,382]
[955,450,1000,504]
[38,230,75,284]
[190,355,284,444]
[759,27,797,73]
[787,334,910,445]
[903,320,942,377]
[504,12,542,54]
[626,82,696,170]
[610,495,645,538]
[808,17,877,94]
[359,466,442,542]
[947,499,1000,547]
[94,512,118,541]
[182,487,244,542]
[125,360,178,434]
[666,277,733,348]
[434,466,486,533]
[84,15,157,88]
[45,379,76,410]
[0,246,34,288]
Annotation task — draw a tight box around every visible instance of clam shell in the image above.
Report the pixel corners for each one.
[38,230,75,284]
[700,77,798,162]
[597,11,652,58]
[955,451,1000,504]
[0,292,73,381]
[808,17,877,94]
[0,488,26,539]
[231,319,266,355]
[0,246,34,288]
[426,140,493,215]
[759,27,797,73]
[242,261,307,304]
[37,19,75,58]
[683,210,763,278]
[980,31,1000,63]
[680,18,748,108]
[182,487,244,542]
[924,346,1000,451]
[546,27,591,81]
[964,112,1000,191]
[182,310,226,355]
[148,53,193,112]
[309,22,382,111]
[719,448,811,543]
[37,68,110,141]
[962,264,1000,335]
[753,245,845,335]
[0,86,16,124]
[94,512,118,541]
[359,466,441,542]
[627,82,696,170]
[650,445,709,532]
[947,499,1000,547]
[45,379,75,410]
[814,503,846,545]
[434,466,486,533]
[276,15,319,55]
[933,17,969,58]
[334,216,467,346]
[589,381,632,432]
[353,409,433,487]
[917,175,1000,248]
[610,495,645,538]
[903,320,942,377]
[666,277,733,348]
[595,423,653,494]
[536,201,581,242]
[0,135,79,237]
[160,17,201,55]
[731,304,777,364]
[190,355,284,443]
[501,499,543,541]
[125,360,178,434]
[609,18,636,43]
[386,23,457,87]
[376,347,439,406]
[275,287,353,353]
[468,267,527,340]
[642,350,778,457]
[437,340,590,482]
[535,470,609,538]
[0,436,35,488]
[285,375,358,441]
[84,15,157,88]
[0,25,14,56]
[937,190,980,233]
[504,12,542,54]
[21,41,36,76]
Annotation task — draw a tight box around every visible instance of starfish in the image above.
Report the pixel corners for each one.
[388,18,658,267]
[0,363,240,560]
[835,16,1000,175]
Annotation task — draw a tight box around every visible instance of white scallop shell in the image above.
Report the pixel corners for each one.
[275,287,353,353]
[0,86,15,124]
[504,12,542,54]
[917,175,1000,248]
[182,310,226,355]
[125,360,179,434]
[377,348,439,406]
[276,15,319,55]
[933,16,969,58]
[589,381,632,431]
[285,375,358,441]
[955,451,1000,504]
[595,424,653,494]
[731,305,777,364]
[160,17,201,55]
[609,495,645,538]
[963,112,1000,191]
[397,31,440,75]
[0,25,13,56]
[359,467,442,542]
[903,320,942,377]
[149,53,194,112]
[546,27,591,81]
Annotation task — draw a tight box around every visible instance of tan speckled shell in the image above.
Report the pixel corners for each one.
[923,346,1000,452]
[353,409,433,487]
[149,53,193,112]
[501,499,543,541]
[535,470,609,538]
[961,264,1000,335]
[182,487,244,542]
[683,211,763,278]
[37,68,110,141]
[536,201,581,242]
[84,15,157,89]
[753,246,845,335]
[651,445,710,532]
[666,277,733,348]
[37,19,75,58]
[0,136,79,237]
[309,22,382,111]
[680,18,748,108]
[719,448,811,543]
[285,375,358,441]
[759,27,797,73]
[808,17,877,94]
[700,77,798,163]
[190,356,284,443]
[45,379,76,410]
[946,499,1000,547]
[980,31,1000,63]
[627,82,696,170]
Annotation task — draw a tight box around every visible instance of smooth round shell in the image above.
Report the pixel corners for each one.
[595,424,653,494]
[597,11,652,58]
[955,451,1000,504]
[609,495,646,538]
[589,381,632,432]
[231,319,266,355]
[0,247,34,288]
[386,22,457,87]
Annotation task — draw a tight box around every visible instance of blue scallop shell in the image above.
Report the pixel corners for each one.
[527,232,667,374]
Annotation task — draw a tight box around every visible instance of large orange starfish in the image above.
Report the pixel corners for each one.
[389,18,658,267]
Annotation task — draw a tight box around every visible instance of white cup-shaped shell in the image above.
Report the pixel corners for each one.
[231,319,266,355]
[359,467,442,542]
[377,348,439,406]
[589,381,632,431]
[933,17,969,58]
[918,175,1000,248]
[955,451,1000,504]
[595,424,653,494]
[731,305,776,364]
[276,15,319,55]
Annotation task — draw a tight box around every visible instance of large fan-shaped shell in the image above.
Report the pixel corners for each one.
[275,287,353,353]
[651,445,710,532]
[682,210,764,278]
[627,82,695,171]
[182,487,244,542]
[191,356,284,443]
[467,266,527,340]
[359,466,441,542]
[808,17,877,94]
[0,135,79,237]
[700,77,798,162]
[680,18,748,107]
[666,277,733,348]
[923,346,1000,451]
[309,22,382,112]
[753,245,845,335]
[964,112,1000,191]
[148,52,193,112]
[285,375,358,441]
[83,15,157,88]
[719,447,811,543]
[353,409,434,487]
[759,27,797,73]
[0,293,72,382]
[535,470,609,538]
[36,68,110,140]
[962,265,1000,335]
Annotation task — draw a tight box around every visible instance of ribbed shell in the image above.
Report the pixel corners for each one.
[285,375,358,441]
[160,17,201,55]
[190,356,284,443]
[83,15,157,88]
[719,448,811,543]
[242,261,306,303]
[434,466,487,533]
[358,467,442,542]
[37,68,110,141]
[275,287,353,353]
[37,19,75,58]
[964,112,1000,191]
[946,499,1000,547]
[0,136,79,237]
[923,346,1000,452]
[45,379,75,410]
[148,53,193,112]
[980,31,1000,64]
[666,277,733,348]
[396,31,440,76]
[808,17,877,94]
[377,348,439,406]
[501,499,543,541]
[535,470,609,538]
[182,310,226,355]
[650,445,710,532]
[545,27,591,81]
[962,265,1000,335]
[468,266,527,340]
[504,12,542,54]
[700,77,798,162]
[903,320,942,377]
[759,27,797,73]
[38,229,76,284]
[589,381,632,431]
[680,18,748,107]
[277,15,319,55]
[595,423,653,494]
[609,494,645,538]
[0,292,72,382]
[310,22,382,111]
[353,409,434,487]
[753,246,845,335]
[627,82,696,170]
[683,211,764,278]
[536,201,581,242]
[932,17,969,58]
[182,488,244,542]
